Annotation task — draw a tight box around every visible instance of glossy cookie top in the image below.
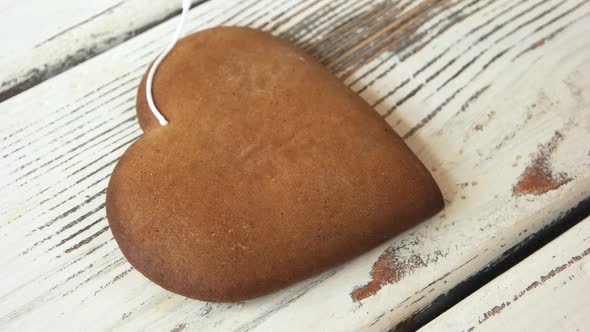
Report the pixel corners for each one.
[106,27,444,302]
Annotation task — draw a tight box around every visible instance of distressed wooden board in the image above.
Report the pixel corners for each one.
[0,0,206,101]
[1,0,590,331]
[420,216,590,332]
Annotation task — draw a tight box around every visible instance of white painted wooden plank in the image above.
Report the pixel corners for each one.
[420,216,590,332]
[1,0,590,331]
[0,0,121,54]
[0,0,205,100]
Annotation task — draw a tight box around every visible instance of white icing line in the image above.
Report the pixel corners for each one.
[145,0,191,126]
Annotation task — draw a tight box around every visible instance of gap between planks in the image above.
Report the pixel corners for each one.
[0,0,211,102]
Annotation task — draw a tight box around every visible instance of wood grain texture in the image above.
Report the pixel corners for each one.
[420,216,590,332]
[0,0,206,101]
[1,0,589,331]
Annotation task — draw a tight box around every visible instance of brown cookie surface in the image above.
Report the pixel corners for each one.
[106,26,444,302]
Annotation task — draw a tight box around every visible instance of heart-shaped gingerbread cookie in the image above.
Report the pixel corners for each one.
[106,27,443,302]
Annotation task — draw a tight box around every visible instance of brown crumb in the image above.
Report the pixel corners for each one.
[171,323,187,332]
[351,249,425,302]
[513,132,572,196]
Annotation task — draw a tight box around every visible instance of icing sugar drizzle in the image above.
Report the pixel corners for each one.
[146,0,191,126]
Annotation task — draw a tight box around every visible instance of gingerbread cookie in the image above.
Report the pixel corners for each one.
[106,27,444,302]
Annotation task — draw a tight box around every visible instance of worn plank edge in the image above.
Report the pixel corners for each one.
[0,0,211,103]
[419,213,590,331]
[394,196,590,331]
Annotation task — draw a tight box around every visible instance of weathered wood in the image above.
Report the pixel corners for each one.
[420,216,590,332]
[1,0,589,331]
[0,0,207,101]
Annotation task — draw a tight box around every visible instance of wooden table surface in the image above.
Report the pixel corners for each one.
[421,215,590,332]
[1,0,589,331]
